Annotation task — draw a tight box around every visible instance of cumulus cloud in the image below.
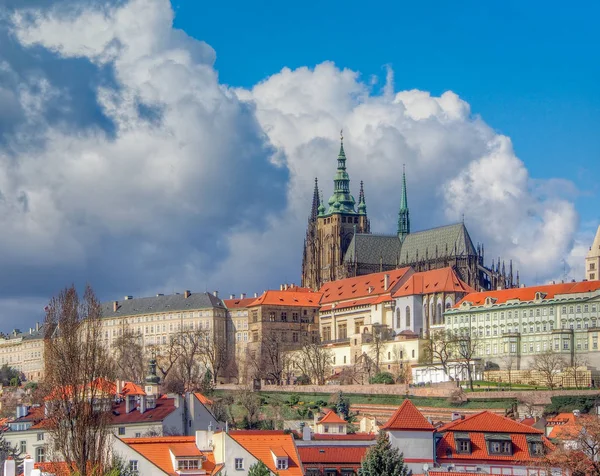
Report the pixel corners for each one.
[0,0,582,327]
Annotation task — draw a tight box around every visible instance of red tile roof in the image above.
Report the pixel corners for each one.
[439,411,543,434]
[317,410,347,425]
[392,267,474,297]
[168,442,202,457]
[121,382,146,396]
[319,268,412,305]
[194,393,214,406]
[381,399,435,431]
[310,434,377,441]
[229,431,303,476]
[121,436,217,476]
[249,290,322,308]
[456,280,600,308]
[110,396,177,424]
[298,446,369,465]
[224,297,257,309]
[436,432,554,463]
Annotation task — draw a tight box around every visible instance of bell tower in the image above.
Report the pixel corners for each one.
[301,132,369,290]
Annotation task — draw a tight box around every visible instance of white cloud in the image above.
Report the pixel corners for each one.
[0,0,583,326]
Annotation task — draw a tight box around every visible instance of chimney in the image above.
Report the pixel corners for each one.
[23,456,34,476]
[240,293,246,299]
[184,290,191,298]
[31,470,42,476]
[451,412,462,421]
[213,291,219,298]
[254,292,258,298]
[195,429,214,452]
[139,395,147,414]
[302,424,312,441]
[125,395,134,414]
[384,274,390,291]
[284,284,288,290]
[116,380,123,395]
[35,322,39,332]
[280,284,284,291]
[113,301,118,312]
[124,296,133,300]
[4,457,15,476]
[29,328,32,335]
[230,294,235,300]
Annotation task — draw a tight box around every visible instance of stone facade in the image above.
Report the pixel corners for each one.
[586,225,600,281]
[0,324,45,382]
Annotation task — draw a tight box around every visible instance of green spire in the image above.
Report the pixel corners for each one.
[358,180,367,215]
[397,165,410,241]
[327,130,357,215]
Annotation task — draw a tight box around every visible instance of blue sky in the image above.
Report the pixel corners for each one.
[174,0,600,226]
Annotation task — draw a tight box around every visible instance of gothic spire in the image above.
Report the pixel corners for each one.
[326,130,357,214]
[310,178,320,221]
[358,180,367,215]
[397,164,410,242]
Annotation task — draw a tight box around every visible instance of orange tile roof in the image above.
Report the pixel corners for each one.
[392,267,474,297]
[298,446,369,465]
[320,268,412,304]
[121,436,217,476]
[381,399,435,431]
[229,431,303,476]
[194,392,214,405]
[455,280,600,308]
[224,297,257,309]
[121,381,145,396]
[249,290,322,308]
[317,410,347,425]
[439,411,544,434]
[436,432,554,463]
[546,412,576,424]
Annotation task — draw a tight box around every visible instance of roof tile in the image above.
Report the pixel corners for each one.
[381,400,435,431]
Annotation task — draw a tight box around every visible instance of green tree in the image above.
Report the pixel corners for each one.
[335,391,350,420]
[248,460,272,476]
[358,431,411,476]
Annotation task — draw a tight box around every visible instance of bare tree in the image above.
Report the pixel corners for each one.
[43,285,115,475]
[421,329,456,379]
[147,337,181,381]
[173,330,205,392]
[455,332,481,391]
[297,341,333,385]
[500,354,517,389]
[250,330,287,384]
[530,351,566,389]
[197,330,227,384]
[392,346,411,384]
[112,328,145,383]
[367,325,387,375]
[563,355,588,389]
[236,386,261,429]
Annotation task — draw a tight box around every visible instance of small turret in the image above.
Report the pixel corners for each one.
[358,181,367,215]
[397,165,410,242]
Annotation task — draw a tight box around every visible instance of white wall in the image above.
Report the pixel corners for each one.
[394,296,423,335]
[112,436,168,476]
[387,430,434,474]
[186,394,222,435]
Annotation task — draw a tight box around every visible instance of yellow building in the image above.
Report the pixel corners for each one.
[0,324,45,382]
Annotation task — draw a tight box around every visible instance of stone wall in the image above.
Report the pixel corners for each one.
[256,381,458,397]
[483,368,600,388]
[468,389,600,405]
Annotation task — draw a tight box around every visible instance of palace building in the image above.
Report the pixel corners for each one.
[301,134,516,292]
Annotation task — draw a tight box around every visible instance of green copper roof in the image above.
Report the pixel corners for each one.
[358,181,367,215]
[326,133,358,215]
[397,166,410,240]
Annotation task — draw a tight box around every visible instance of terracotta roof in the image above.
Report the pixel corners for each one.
[436,431,554,463]
[455,280,600,308]
[121,436,217,476]
[249,290,322,308]
[319,268,412,305]
[392,267,474,297]
[110,396,177,424]
[519,417,536,427]
[224,297,257,309]
[11,406,44,424]
[548,423,579,439]
[169,442,202,457]
[317,410,347,425]
[320,296,380,312]
[310,434,377,441]
[298,446,369,464]
[546,412,576,424]
[381,399,435,431]
[194,393,214,406]
[229,431,303,476]
[439,411,543,434]
[45,377,116,401]
[121,382,146,396]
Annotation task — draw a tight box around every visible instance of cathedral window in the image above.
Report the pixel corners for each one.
[396,309,401,328]
[406,307,411,328]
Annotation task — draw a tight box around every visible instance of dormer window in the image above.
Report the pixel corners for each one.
[276,457,289,470]
[526,435,544,457]
[177,459,200,470]
[454,432,471,454]
[485,434,512,455]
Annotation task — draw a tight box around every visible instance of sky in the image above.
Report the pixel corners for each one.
[0,0,598,329]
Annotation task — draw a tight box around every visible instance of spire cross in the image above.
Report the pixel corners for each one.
[340,129,343,142]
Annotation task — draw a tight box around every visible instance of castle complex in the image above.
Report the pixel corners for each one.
[301,134,517,292]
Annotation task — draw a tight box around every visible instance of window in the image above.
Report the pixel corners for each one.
[396,308,401,328]
[135,432,141,438]
[118,427,126,435]
[489,440,512,455]
[129,460,138,473]
[405,306,411,328]
[37,432,44,441]
[457,440,471,453]
[292,312,299,322]
[563,340,570,350]
[281,312,287,322]
[20,441,26,454]
[35,446,45,463]
[177,460,200,470]
[277,458,288,470]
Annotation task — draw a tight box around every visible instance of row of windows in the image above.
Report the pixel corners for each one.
[104,310,224,327]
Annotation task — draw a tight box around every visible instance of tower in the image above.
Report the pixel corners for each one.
[397,165,410,242]
[586,225,600,281]
[301,132,369,290]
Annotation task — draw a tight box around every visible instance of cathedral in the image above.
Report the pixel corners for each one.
[301,134,518,292]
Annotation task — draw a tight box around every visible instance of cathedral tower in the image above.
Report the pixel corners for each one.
[301,133,369,290]
[397,165,410,243]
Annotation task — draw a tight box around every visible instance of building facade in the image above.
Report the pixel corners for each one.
[443,280,600,368]
[586,225,600,281]
[301,135,516,293]
[0,324,45,382]
[224,294,255,384]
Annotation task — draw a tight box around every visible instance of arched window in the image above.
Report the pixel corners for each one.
[445,301,451,310]
[396,308,401,328]
[436,303,442,325]
[406,306,411,328]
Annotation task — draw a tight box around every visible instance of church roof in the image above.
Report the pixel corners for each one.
[343,234,402,265]
[343,223,477,267]
[399,223,476,264]
[588,225,600,259]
